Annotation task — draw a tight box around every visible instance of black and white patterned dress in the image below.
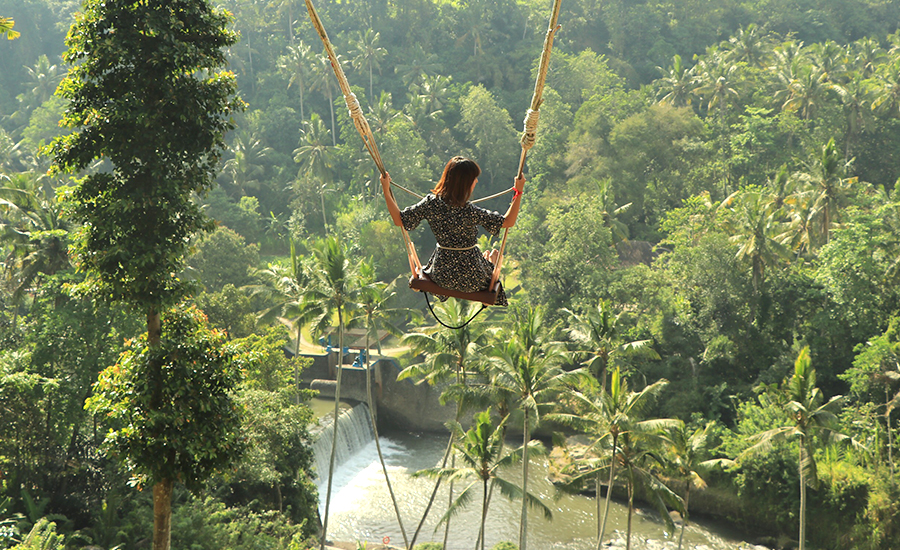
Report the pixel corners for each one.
[400,194,508,306]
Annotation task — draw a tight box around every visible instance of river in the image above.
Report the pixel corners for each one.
[312,402,754,550]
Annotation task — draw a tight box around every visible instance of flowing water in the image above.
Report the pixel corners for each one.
[312,403,753,550]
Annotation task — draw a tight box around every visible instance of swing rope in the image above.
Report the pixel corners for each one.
[305,0,423,282]
[305,4,411,549]
[488,0,562,292]
[307,0,560,304]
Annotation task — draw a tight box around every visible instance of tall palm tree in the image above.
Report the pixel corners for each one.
[270,0,299,44]
[223,130,273,196]
[831,72,876,160]
[399,299,491,549]
[367,91,402,134]
[293,114,336,230]
[309,52,344,144]
[771,40,807,112]
[278,42,316,121]
[771,40,806,77]
[613,418,683,550]
[349,29,387,101]
[719,189,790,293]
[564,299,659,391]
[0,179,70,310]
[395,44,442,87]
[740,347,859,550]
[549,369,670,550]
[661,422,731,550]
[404,93,440,132]
[19,55,63,112]
[303,235,360,550]
[484,306,581,550]
[692,52,741,118]
[795,138,854,245]
[806,40,847,83]
[596,179,632,245]
[414,410,552,550]
[349,261,420,358]
[348,261,419,549]
[872,60,900,119]
[411,73,452,115]
[781,64,830,120]
[244,239,312,359]
[656,54,695,108]
[851,37,887,78]
[721,24,768,68]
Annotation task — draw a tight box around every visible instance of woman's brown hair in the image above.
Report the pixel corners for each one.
[432,156,480,207]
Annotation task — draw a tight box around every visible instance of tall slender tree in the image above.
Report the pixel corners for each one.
[349,29,387,101]
[399,299,491,549]
[414,411,552,550]
[656,55,695,108]
[302,235,360,550]
[740,347,860,550]
[293,114,336,231]
[48,1,242,548]
[485,306,580,550]
[564,299,659,391]
[278,42,316,121]
[795,138,855,246]
[719,189,790,293]
[549,369,669,550]
[661,422,731,550]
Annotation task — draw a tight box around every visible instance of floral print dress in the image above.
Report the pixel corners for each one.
[400,194,508,306]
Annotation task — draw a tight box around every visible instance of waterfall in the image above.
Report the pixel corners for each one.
[311,402,375,484]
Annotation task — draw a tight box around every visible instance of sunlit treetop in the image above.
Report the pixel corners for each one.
[48,0,245,309]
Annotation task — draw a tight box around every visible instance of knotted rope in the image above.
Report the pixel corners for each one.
[306,0,423,278]
[491,0,562,291]
[304,8,412,550]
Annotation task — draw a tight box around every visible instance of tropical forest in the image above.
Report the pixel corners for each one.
[2,0,900,549]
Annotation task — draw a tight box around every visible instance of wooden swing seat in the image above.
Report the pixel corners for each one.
[409,270,499,306]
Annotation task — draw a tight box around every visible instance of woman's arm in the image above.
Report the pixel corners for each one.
[380,172,404,227]
[501,174,525,228]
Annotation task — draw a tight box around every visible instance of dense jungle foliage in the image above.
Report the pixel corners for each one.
[3,0,900,548]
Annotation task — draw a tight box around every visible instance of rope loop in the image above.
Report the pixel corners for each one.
[347,92,364,119]
[520,108,540,150]
[424,293,488,330]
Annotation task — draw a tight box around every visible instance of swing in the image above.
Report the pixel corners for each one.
[408,271,500,306]
[304,0,561,307]
[305,1,562,548]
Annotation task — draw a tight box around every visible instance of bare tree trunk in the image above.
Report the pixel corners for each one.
[319,307,345,550]
[294,323,301,405]
[519,413,530,550]
[409,367,465,549]
[799,445,807,550]
[444,454,455,549]
[479,478,489,550]
[152,478,173,550]
[626,476,634,550]
[365,334,408,548]
[148,309,171,550]
[596,471,603,541]
[596,434,617,550]
[886,389,895,479]
[328,87,336,147]
[677,486,690,550]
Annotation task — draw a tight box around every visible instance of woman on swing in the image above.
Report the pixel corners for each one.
[380,156,525,307]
